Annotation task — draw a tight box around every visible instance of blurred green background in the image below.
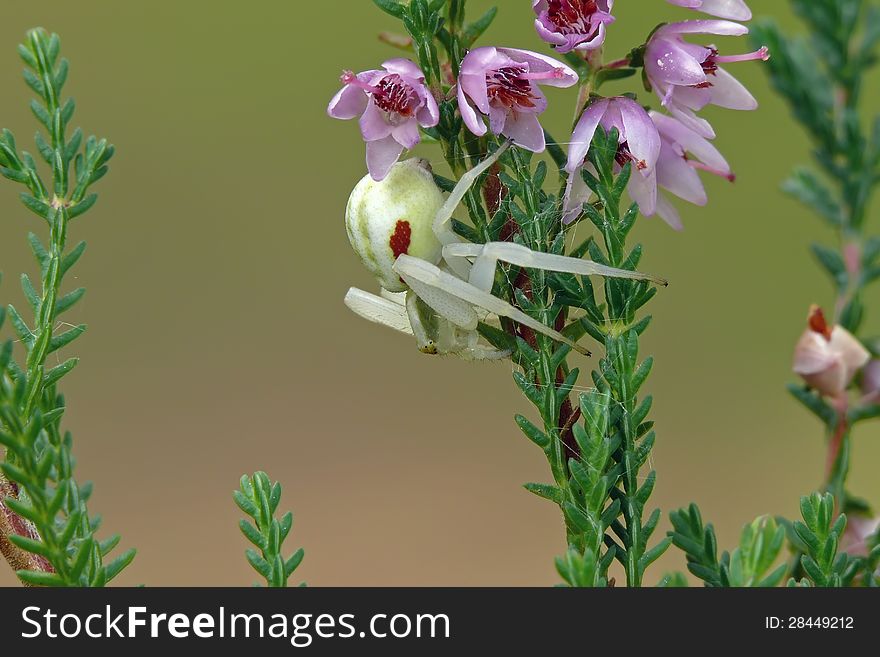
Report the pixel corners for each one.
[0,1,877,586]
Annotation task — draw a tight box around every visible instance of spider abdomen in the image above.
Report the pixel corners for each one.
[345,158,444,293]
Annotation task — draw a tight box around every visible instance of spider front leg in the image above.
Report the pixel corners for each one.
[433,140,513,278]
[442,242,669,291]
[393,254,591,356]
[344,288,414,336]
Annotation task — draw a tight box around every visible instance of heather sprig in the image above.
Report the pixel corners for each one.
[234,472,305,588]
[788,493,863,587]
[667,0,879,589]
[753,0,880,513]
[346,0,766,587]
[0,28,133,586]
[668,505,787,587]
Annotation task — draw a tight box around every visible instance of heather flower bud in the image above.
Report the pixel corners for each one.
[345,158,444,293]
[862,359,880,404]
[792,305,871,398]
[841,514,880,557]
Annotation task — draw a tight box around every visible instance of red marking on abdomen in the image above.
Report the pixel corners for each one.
[390,220,412,259]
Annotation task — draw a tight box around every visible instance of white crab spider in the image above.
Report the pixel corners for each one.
[344,141,666,360]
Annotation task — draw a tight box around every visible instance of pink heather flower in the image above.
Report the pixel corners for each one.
[666,0,752,21]
[862,359,880,405]
[841,515,880,558]
[532,0,615,53]
[328,58,439,181]
[457,47,578,152]
[792,306,871,399]
[645,20,769,138]
[649,111,734,230]
[563,97,661,223]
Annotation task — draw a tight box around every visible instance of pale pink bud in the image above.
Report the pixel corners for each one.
[843,242,861,277]
[841,515,880,558]
[792,305,870,398]
[862,359,880,404]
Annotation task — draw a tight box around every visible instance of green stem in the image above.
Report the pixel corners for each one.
[824,409,850,511]
[571,49,604,127]
[614,345,642,587]
[21,31,70,419]
[22,208,69,417]
[510,147,580,542]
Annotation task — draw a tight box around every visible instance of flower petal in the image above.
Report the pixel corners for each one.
[666,0,752,21]
[651,112,731,174]
[618,98,661,171]
[793,330,836,376]
[668,84,713,111]
[496,47,579,87]
[829,326,871,382]
[802,361,847,398]
[862,359,880,398]
[359,101,393,141]
[562,169,592,224]
[841,515,880,557]
[656,19,750,38]
[381,58,425,79]
[657,145,708,205]
[567,98,609,172]
[502,112,546,152]
[327,81,369,120]
[391,118,420,150]
[708,67,758,110]
[655,194,685,230]
[646,37,708,86]
[416,88,440,127]
[628,167,658,216]
[366,135,405,182]
[700,0,752,20]
[458,88,488,138]
[534,18,569,48]
[459,47,500,114]
[667,102,716,139]
[488,104,509,135]
[573,22,609,52]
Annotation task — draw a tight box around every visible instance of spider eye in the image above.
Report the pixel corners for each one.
[419,341,439,355]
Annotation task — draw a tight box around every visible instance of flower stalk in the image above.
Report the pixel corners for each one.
[754,0,880,513]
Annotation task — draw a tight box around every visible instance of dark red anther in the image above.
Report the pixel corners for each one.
[701,48,720,76]
[547,0,600,35]
[487,66,538,110]
[615,141,647,170]
[372,75,417,117]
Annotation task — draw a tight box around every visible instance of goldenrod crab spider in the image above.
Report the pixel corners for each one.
[344,141,667,360]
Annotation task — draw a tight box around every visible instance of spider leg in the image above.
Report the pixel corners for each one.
[443,242,669,289]
[379,289,408,305]
[459,344,514,361]
[394,255,591,356]
[344,288,414,336]
[433,140,512,245]
[433,140,513,278]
